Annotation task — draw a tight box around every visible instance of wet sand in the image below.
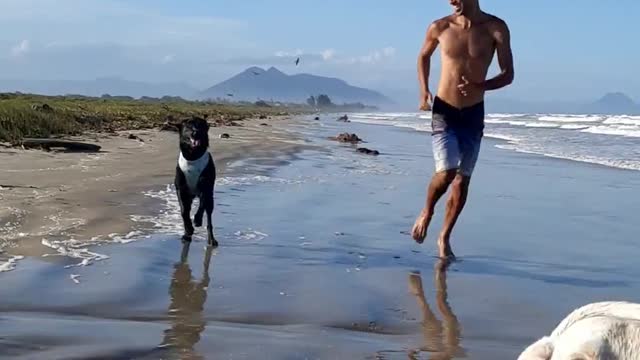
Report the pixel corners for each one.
[1,115,640,359]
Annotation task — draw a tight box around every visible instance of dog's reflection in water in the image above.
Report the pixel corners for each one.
[408,259,466,360]
[159,243,214,360]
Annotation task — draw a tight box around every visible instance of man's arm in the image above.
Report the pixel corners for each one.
[481,19,514,91]
[417,22,440,98]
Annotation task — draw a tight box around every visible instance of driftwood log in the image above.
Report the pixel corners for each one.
[0,184,38,189]
[17,138,101,152]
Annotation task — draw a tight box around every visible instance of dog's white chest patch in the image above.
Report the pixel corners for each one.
[178,151,210,193]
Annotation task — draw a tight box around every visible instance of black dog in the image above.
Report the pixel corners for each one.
[175,116,217,247]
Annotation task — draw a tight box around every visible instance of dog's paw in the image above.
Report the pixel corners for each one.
[181,234,193,244]
[193,214,203,228]
[208,235,218,248]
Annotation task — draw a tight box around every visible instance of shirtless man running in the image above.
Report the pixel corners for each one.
[411,0,514,258]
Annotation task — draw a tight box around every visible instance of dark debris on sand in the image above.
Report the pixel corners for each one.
[127,134,144,142]
[329,133,363,144]
[357,147,380,156]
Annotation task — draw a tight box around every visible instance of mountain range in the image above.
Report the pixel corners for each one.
[1,69,638,114]
[0,68,393,107]
[199,67,393,106]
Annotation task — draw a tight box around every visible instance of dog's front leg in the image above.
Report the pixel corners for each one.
[194,202,205,228]
[177,190,194,243]
[202,191,217,247]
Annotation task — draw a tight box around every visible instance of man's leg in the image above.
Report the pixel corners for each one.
[437,174,471,258]
[412,125,460,244]
[412,169,457,243]
[436,126,483,258]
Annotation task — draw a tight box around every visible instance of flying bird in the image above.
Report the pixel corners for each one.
[226,93,234,97]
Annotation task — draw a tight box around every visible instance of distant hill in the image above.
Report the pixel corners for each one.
[486,92,640,115]
[0,77,198,99]
[582,92,639,114]
[199,67,393,106]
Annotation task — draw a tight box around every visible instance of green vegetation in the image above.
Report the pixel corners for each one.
[0,93,307,143]
[305,94,378,111]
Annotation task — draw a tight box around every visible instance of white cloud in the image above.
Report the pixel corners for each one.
[0,0,400,90]
[0,0,252,86]
[343,47,397,65]
[382,47,396,57]
[161,54,175,64]
[269,47,393,65]
[10,40,30,57]
[275,49,303,57]
[321,49,336,61]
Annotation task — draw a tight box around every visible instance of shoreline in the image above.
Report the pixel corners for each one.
[347,118,640,173]
[0,115,316,270]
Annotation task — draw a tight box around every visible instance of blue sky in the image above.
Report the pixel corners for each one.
[0,0,638,102]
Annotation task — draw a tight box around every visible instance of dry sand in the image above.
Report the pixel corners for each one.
[0,116,313,260]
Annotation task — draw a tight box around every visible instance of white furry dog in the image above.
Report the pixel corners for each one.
[518,301,640,360]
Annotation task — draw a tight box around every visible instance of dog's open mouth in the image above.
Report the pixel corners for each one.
[190,138,201,148]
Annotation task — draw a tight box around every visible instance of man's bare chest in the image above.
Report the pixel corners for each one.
[439,27,495,60]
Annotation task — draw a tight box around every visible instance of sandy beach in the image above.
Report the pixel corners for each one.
[1,112,639,359]
[0,116,310,263]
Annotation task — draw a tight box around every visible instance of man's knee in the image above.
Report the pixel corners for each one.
[434,169,458,185]
[451,174,471,191]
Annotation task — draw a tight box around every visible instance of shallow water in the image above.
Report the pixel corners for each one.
[2,115,640,359]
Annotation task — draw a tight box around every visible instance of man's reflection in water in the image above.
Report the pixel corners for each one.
[159,243,214,360]
[408,259,466,360]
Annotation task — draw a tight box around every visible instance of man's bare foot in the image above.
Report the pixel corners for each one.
[437,233,456,260]
[411,210,433,244]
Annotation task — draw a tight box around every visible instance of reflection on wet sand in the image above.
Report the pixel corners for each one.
[159,243,214,360]
[408,260,466,359]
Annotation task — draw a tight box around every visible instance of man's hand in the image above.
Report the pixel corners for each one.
[457,76,483,97]
[419,91,433,111]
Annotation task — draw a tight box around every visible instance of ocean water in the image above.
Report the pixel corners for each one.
[348,112,640,171]
[1,113,640,359]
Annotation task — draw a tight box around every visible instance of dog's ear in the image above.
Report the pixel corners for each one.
[177,119,188,133]
[517,337,554,360]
